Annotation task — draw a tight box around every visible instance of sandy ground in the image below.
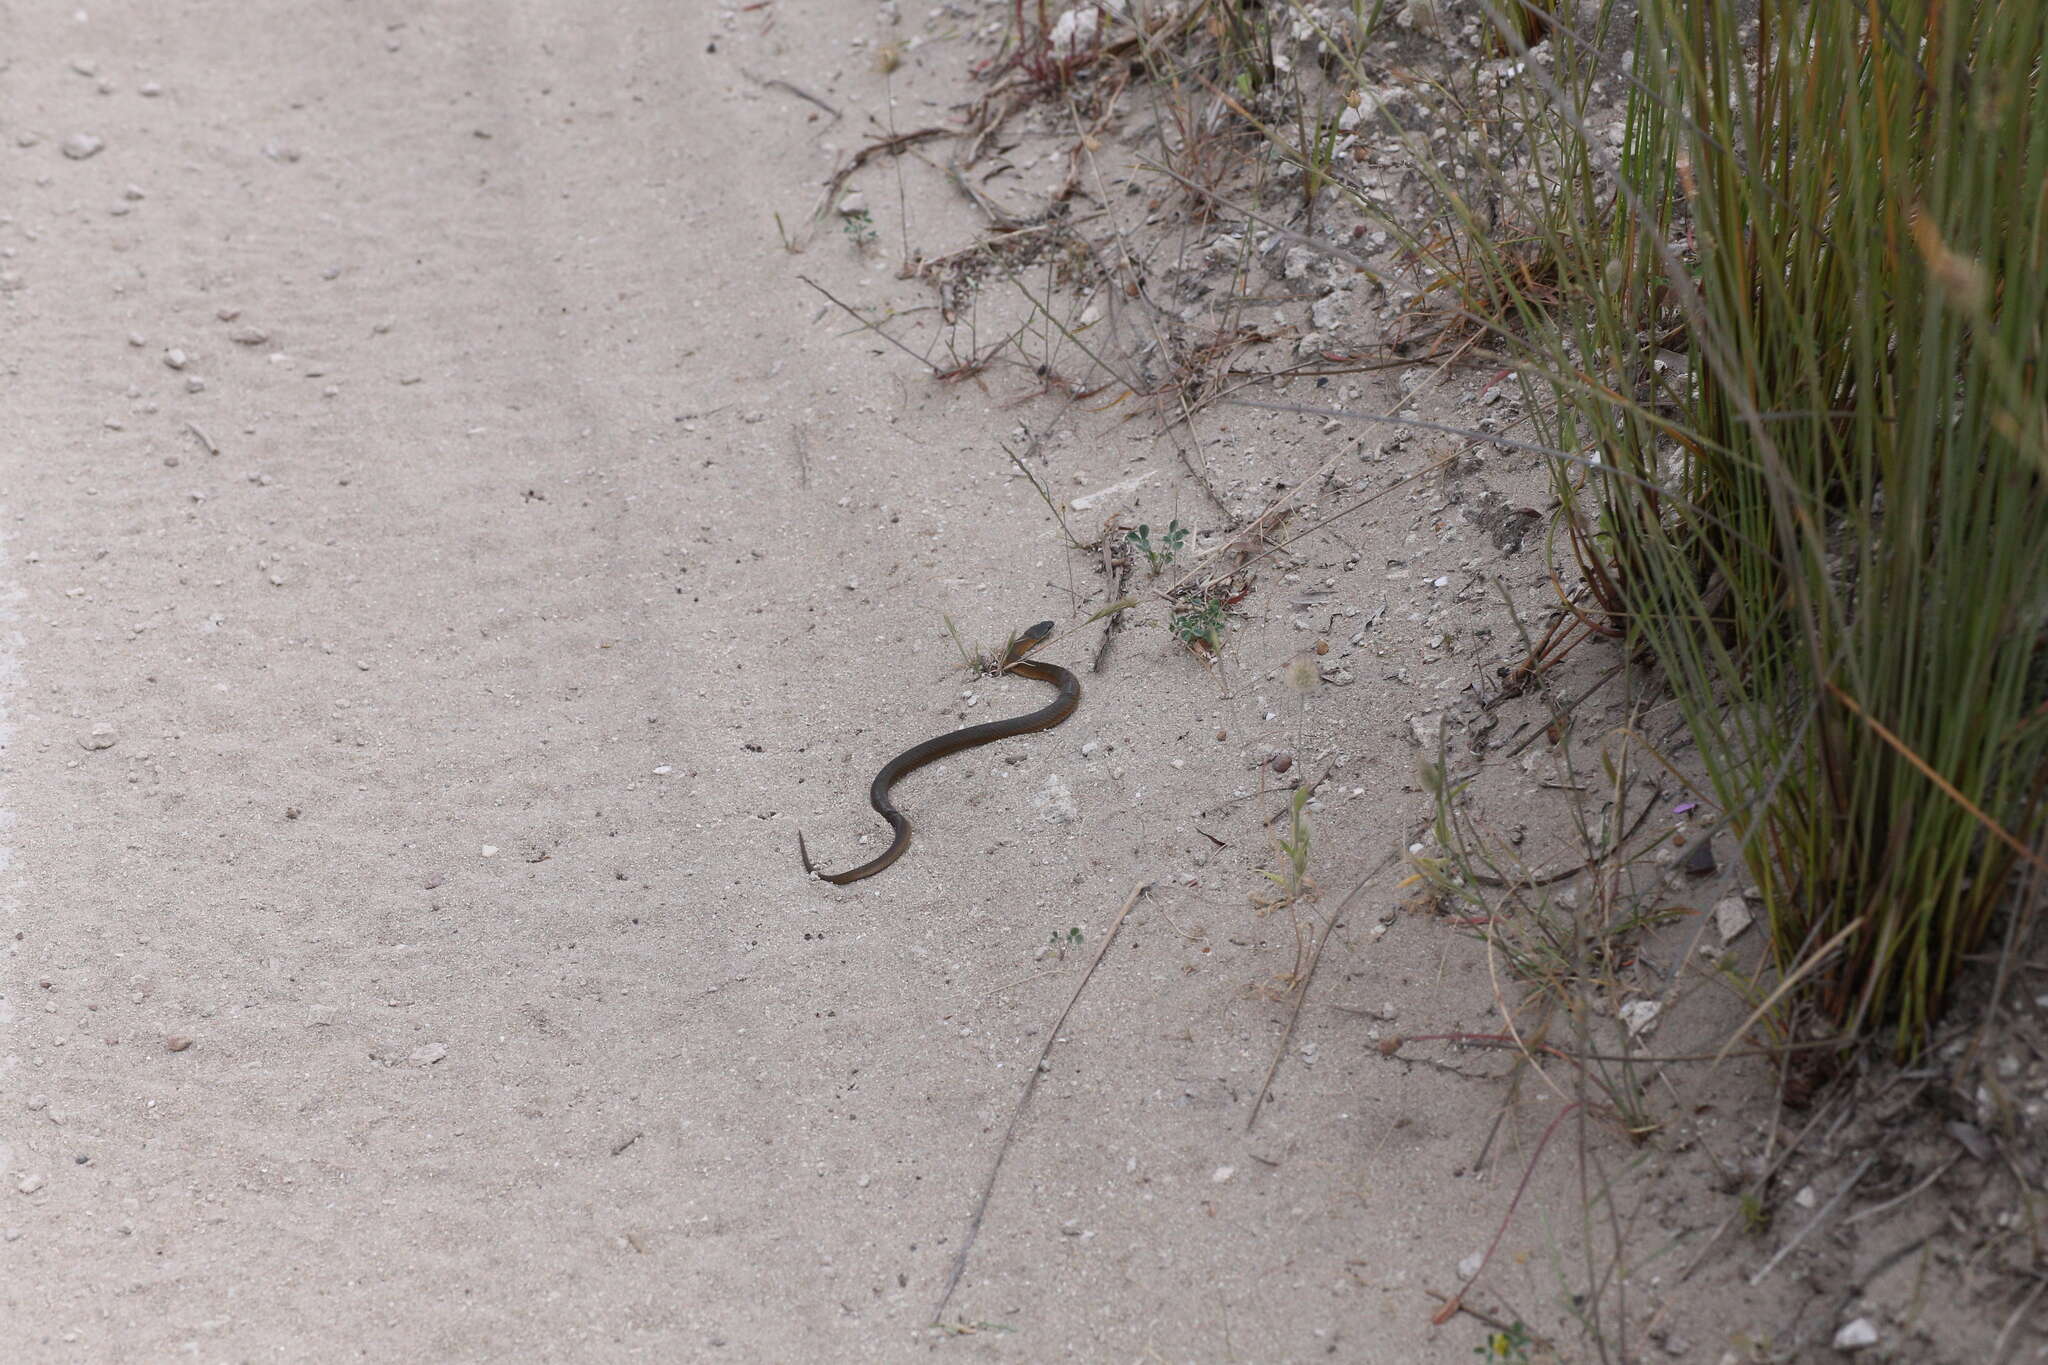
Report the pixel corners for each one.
[4,3,2024,1363]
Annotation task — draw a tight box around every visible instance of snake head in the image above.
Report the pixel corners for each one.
[1000,621,1056,667]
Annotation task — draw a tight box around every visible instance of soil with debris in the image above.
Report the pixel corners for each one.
[0,2,2039,1362]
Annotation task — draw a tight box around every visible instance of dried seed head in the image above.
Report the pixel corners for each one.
[1284,651,1320,693]
[1910,212,1988,313]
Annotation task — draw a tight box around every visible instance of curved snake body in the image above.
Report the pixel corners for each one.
[799,622,1080,884]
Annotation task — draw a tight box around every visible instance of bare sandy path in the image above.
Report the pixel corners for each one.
[0,4,1601,1361]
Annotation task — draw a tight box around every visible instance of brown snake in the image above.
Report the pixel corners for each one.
[799,622,1081,884]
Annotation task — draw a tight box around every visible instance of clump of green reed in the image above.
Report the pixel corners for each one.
[1416,0,2048,1050]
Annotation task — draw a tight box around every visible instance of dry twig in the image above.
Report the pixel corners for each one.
[932,882,1151,1324]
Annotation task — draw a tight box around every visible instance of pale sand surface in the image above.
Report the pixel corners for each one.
[0,3,1808,1361]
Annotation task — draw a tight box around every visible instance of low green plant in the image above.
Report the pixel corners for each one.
[1126,519,1189,574]
[1169,592,1228,655]
[1260,787,1314,906]
[1473,1321,1534,1364]
[841,208,877,248]
[1377,0,2048,1051]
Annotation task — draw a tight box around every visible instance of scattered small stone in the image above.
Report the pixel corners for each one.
[228,324,270,346]
[185,376,205,394]
[1211,1165,1235,1183]
[127,331,146,347]
[1456,1251,1483,1279]
[139,81,163,97]
[481,845,499,857]
[60,133,105,160]
[165,1036,194,1052]
[1679,837,1717,877]
[15,131,41,148]
[1714,896,1753,944]
[1947,1120,1995,1162]
[838,189,866,216]
[1398,0,1445,36]
[1832,1318,1879,1351]
[163,348,188,370]
[0,271,23,293]
[262,139,301,164]
[1310,290,1350,332]
[1408,712,1444,749]
[123,184,145,201]
[407,1043,448,1067]
[1048,4,1098,55]
[16,1174,45,1195]
[77,724,117,751]
[1619,1000,1661,1038]
[70,57,98,77]
[1031,775,1079,824]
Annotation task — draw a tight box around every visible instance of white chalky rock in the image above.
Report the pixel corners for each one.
[1715,896,1753,943]
[1048,5,1099,55]
[1031,775,1079,824]
[1619,1000,1661,1038]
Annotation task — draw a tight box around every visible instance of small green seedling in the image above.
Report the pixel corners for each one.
[1126,519,1189,574]
[1473,1322,1533,1363]
[1260,788,1313,904]
[1046,925,1084,961]
[1170,594,1228,654]
[841,208,877,247]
